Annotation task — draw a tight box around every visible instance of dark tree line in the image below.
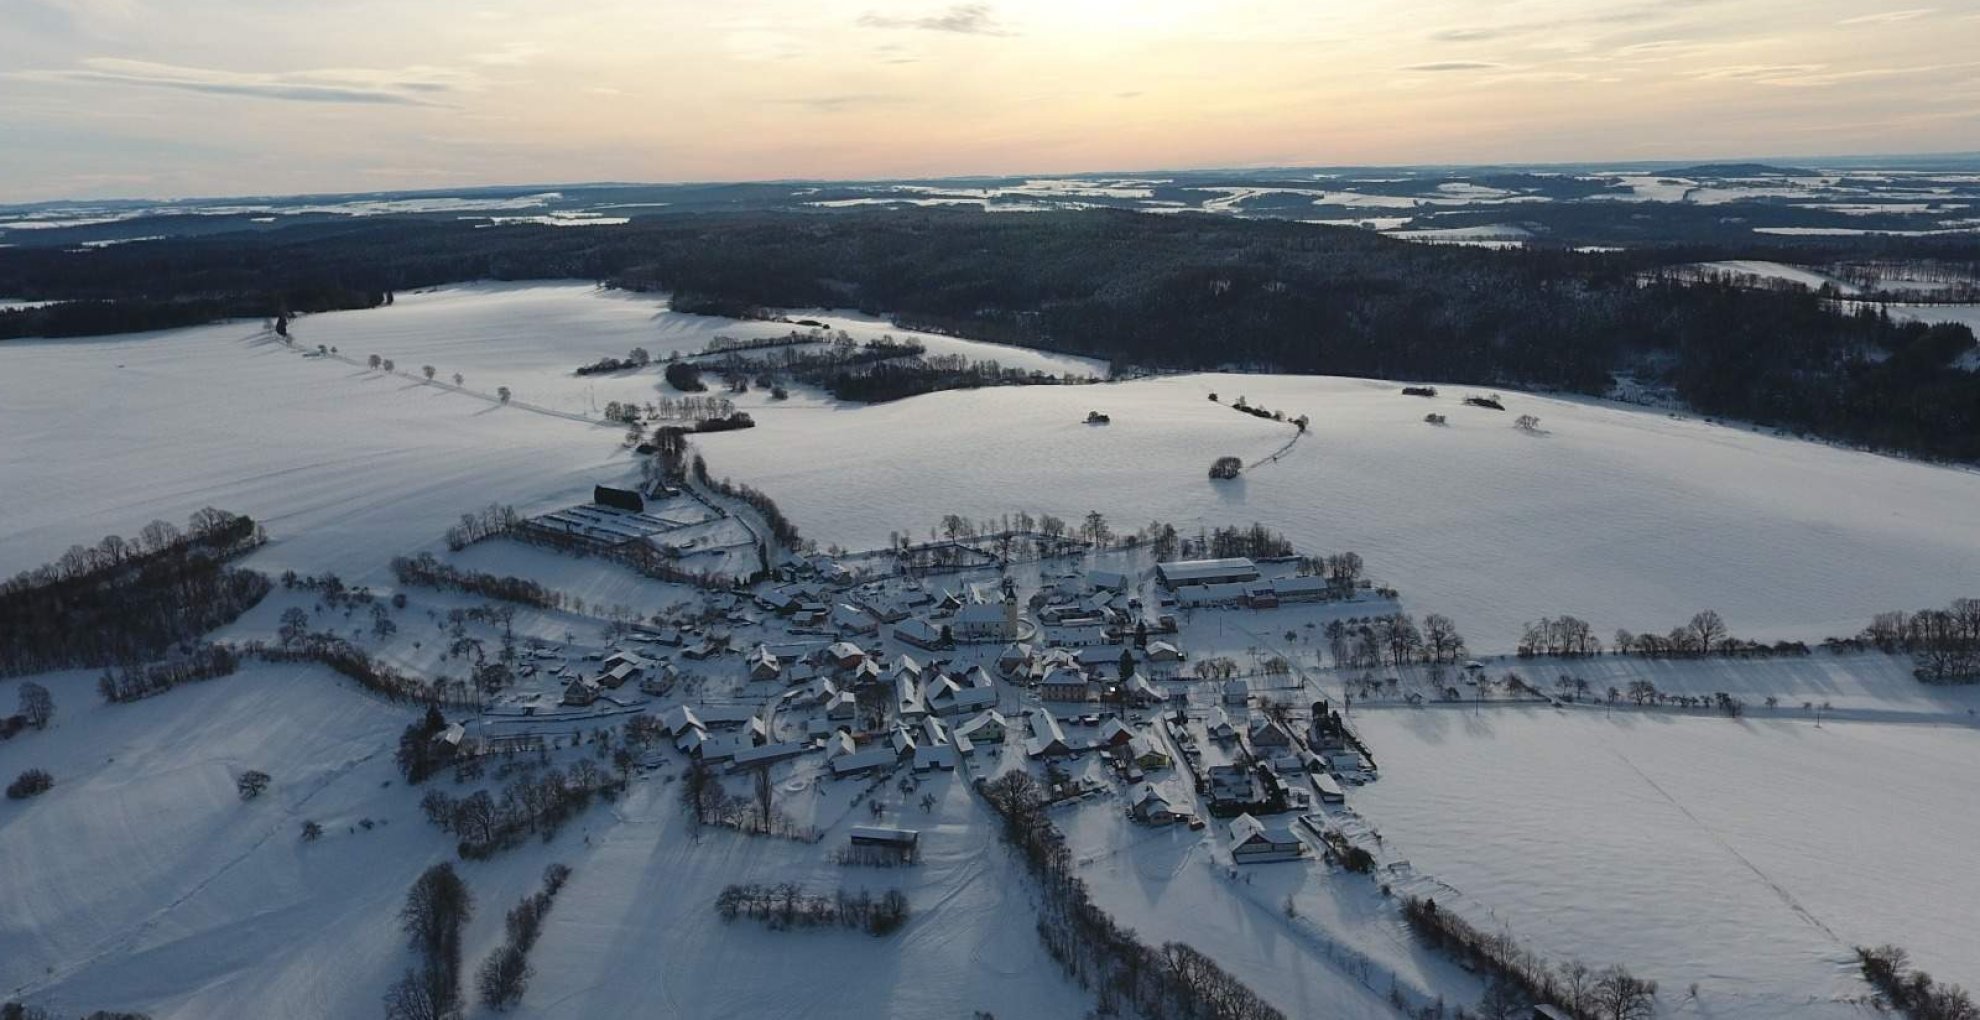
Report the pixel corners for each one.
[1855,600,1980,682]
[385,863,473,1020]
[96,643,241,702]
[714,883,910,936]
[0,509,269,677]
[477,863,572,1010]
[1402,897,1657,1020]
[390,555,559,609]
[417,760,624,859]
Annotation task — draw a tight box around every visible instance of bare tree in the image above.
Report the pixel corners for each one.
[422,365,436,381]
[18,681,53,730]
[1688,610,1727,657]
[497,386,512,405]
[1591,965,1657,1020]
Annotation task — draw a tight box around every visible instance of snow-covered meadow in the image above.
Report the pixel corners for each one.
[1348,706,1980,1016]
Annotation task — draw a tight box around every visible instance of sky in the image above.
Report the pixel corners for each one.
[2,0,1978,202]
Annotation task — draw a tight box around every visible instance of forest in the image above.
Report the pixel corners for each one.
[0,509,270,677]
[2,209,1976,458]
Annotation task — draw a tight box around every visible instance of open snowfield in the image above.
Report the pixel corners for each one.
[0,665,1090,1018]
[1348,706,1980,1017]
[0,316,635,586]
[703,372,1980,651]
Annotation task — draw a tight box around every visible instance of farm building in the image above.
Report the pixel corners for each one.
[1156,558,1260,589]
[592,485,645,513]
[893,617,946,650]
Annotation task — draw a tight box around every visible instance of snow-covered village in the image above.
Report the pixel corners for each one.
[6,11,1980,1013]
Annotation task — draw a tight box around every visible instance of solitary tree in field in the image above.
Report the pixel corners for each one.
[381,359,395,372]
[1514,414,1542,432]
[422,365,436,382]
[497,386,512,405]
[19,681,53,730]
[368,354,383,370]
[452,373,463,387]
[238,770,272,800]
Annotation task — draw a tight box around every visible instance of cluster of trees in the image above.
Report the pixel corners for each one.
[1856,945,1977,1020]
[980,770,1285,1020]
[664,361,706,392]
[1402,897,1656,1020]
[1223,395,1305,431]
[1858,600,1980,682]
[1199,523,1296,560]
[714,883,910,936]
[7,768,54,800]
[96,643,240,703]
[418,759,624,859]
[574,346,651,375]
[384,864,474,1020]
[443,504,521,552]
[0,509,269,677]
[1208,456,1243,480]
[1326,613,1465,668]
[8,210,1975,459]
[476,863,572,1010]
[691,454,802,550]
[391,555,560,610]
[1519,616,1604,657]
[0,1004,152,1020]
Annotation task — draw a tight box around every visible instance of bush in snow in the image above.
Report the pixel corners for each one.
[7,768,54,800]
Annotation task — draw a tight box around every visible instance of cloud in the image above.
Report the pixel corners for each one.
[1837,8,1935,24]
[782,93,910,112]
[8,58,465,105]
[858,3,1008,35]
[1401,61,1505,72]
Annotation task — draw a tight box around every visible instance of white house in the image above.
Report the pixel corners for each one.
[1229,813,1305,863]
[1026,709,1074,758]
[955,710,1008,745]
[747,645,782,682]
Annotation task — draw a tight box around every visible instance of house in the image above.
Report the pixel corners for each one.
[1126,734,1172,770]
[747,646,782,682]
[1208,707,1237,741]
[894,655,927,683]
[562,678,602,706]
[675,726,711,755]
[1043,622,1113,648]
[1026,709,1074,758]
[1040,668,1092,703]
[889,724,918,757]
[831,747,899,777]
[726,741,808,772]
[1156,558,1260,589]
[955,710,1007,745]
[953,600,1017,643]
[824,730,858,758]
[826,690,859,721]
[832,603,879,636]
[598,659,642,688]
[1144,640,1183,663]
[1087,568,1134,592]
[431,722,467,759]
[896,674,928,719]
[1247,714,1292,749]
[658,705,705,737]
[1124,673,1165,707]
[1223,679,1250,706]
[851,657,887,687]
[996,643,1033,676]
[1229,813,1305,863]
[1097,717,1135,748]
[928,675,997,716]
[893,617,946,651]
[1129,784,1177,825]
[825,641,866,670]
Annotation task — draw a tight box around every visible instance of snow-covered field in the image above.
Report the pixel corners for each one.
[1349,706,1980,1016]
[5,281,1979,1019]
[703,373,1980,651]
